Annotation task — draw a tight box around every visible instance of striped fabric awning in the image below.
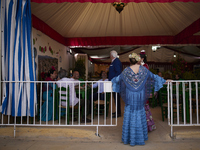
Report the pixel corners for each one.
[1,0,36,117]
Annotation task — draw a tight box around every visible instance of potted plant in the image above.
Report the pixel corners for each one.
[73,59,86,80]
[183,71,196,80]
[171,55,187,79]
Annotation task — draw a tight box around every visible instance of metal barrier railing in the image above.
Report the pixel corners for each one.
[167,80,200,138]
[0,80,117,137]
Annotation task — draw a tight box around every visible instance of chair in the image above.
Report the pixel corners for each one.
[159,85,168,121]
[159,84,183,122]
[93,92,111,118]
[149,87,158,108]
[93,82,112,118]
[55,86,80,124]
[172,84,183,122]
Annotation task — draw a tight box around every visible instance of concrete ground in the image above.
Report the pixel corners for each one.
[0,103,200,150]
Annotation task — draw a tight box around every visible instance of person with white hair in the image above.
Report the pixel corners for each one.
[108,50,122,118]
[57,68,67,80]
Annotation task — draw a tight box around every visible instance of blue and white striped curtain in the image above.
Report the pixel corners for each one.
[1,0,36,117]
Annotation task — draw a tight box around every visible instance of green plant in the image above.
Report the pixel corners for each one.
[163,71,172,79]
[73,59,86,80]
[171,55,187,78]
[149,68,157,74]
[194,68,200,80]
[183,71,196,80]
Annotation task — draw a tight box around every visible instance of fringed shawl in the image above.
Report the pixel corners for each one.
[112,66,166,107]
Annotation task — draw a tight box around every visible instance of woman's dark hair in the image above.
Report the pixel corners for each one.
[101,71,106,77]
[140,53,147,63]
[129,58,138,65]
[47,68,55,77]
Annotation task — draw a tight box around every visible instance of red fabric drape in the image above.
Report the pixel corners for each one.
[175,18,200,43]
[66,36,175,46]
[32,15,200,46]
[32,15,66,46]
[31,0,200,3]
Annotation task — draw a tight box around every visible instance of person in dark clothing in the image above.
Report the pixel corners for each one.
[108,50,122,118]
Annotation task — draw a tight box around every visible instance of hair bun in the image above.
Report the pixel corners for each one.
[129,53,141,61]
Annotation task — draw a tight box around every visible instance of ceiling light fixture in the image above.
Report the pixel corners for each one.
[112,2,127,13]
[152,45,161,52]
[174,53,176,57]
[67,49,73,54]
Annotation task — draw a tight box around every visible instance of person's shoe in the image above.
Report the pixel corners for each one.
[112,114,121,118]
[81,118,91,123]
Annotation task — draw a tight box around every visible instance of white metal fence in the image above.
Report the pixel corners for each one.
[167,80,200,138]
[2,80,199,138]
[0,80,117,137]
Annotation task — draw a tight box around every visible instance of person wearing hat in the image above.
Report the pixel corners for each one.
[140,50,149,69]
[111,52,170,146]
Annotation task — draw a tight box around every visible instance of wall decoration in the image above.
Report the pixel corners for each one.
[33,38,35,45]
[39,46,47,53]
[49,46,53,55]
[56,52,59,57]
[38,55,58,81]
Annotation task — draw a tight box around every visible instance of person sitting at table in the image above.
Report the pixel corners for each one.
[91,71,108,101]
[42,66,57,121]
[57,68,66,81]
[175,74,182,80]
[164,72,172,80]
[56,70,91,123]
[158,72,163,78]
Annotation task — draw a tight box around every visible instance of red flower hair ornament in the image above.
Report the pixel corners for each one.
[140,50,146,55]
[51,66,55,71]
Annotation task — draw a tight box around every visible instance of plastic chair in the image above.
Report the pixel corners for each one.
[55,86,80,124]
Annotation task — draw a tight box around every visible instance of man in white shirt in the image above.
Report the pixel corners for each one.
[56,70,91,123]
[92,71,108,101]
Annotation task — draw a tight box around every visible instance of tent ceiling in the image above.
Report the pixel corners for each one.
[31,2,200,38]
[31,1,200,63]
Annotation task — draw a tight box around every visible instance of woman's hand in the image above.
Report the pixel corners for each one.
[166,79,173,82]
